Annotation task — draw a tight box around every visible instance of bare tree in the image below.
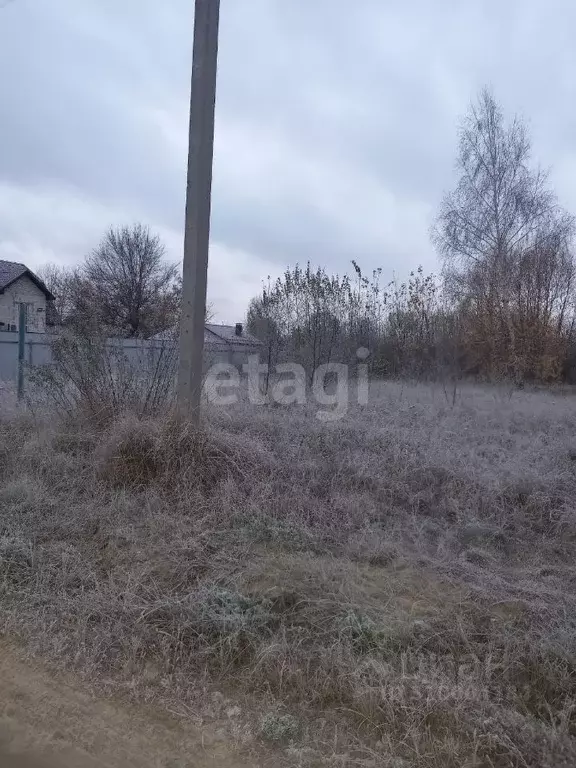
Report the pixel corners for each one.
[433,89,575,379]
[36,263,78,327]
[36,263,67,295]
[433,89,554,272]
[83,224,179,338]
[247,264,354,385]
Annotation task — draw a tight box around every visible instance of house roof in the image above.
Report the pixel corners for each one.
[205,324,263,347]
[0,260,55,301]
[152,324,263,347]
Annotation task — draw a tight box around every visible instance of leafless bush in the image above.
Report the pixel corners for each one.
[28,329,178,423]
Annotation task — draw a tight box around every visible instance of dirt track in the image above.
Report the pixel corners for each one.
[0,642,251,768]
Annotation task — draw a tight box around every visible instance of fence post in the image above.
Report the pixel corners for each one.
[17,303,26,401]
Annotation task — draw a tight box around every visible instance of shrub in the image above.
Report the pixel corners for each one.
[29,329,178,423]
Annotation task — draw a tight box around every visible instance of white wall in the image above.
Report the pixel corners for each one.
[0,276,47,333]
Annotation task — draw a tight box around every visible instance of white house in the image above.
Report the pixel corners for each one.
[0,260,55,333]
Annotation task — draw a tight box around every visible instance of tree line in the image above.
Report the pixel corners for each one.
[248,90,576,385]
[38,89,576,385]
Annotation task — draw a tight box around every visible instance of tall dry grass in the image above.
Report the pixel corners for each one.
[1,381,576,766]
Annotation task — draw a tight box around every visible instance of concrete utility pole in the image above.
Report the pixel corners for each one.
[177,0,221,423]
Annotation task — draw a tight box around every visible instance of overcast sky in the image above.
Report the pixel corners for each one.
[1,0,576,322]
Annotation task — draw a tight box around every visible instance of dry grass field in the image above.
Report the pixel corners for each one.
[1,380,576,766]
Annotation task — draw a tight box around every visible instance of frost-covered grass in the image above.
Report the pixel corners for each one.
[2,380,576,766]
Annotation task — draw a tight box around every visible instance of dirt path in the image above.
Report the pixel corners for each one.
[0,642,254,768]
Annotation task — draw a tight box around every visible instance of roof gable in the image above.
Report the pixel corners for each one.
[0,260,27,291]
[0,260,55,301]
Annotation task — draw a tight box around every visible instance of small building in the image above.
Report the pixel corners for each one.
[153,322,263,367]
[0,260,55,333]
[204,323,263,365]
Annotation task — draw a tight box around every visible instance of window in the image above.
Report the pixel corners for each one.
[25,303,36,332]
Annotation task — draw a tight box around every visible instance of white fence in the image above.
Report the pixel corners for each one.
[0,332,262,387]
[0,332,55,383]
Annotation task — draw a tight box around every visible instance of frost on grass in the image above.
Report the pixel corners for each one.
[2,381,576,766]
[260,713,301,744]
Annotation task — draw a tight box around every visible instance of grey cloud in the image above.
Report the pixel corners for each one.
[1,0,576,320]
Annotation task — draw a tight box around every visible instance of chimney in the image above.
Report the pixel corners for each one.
[235,323,243,337]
